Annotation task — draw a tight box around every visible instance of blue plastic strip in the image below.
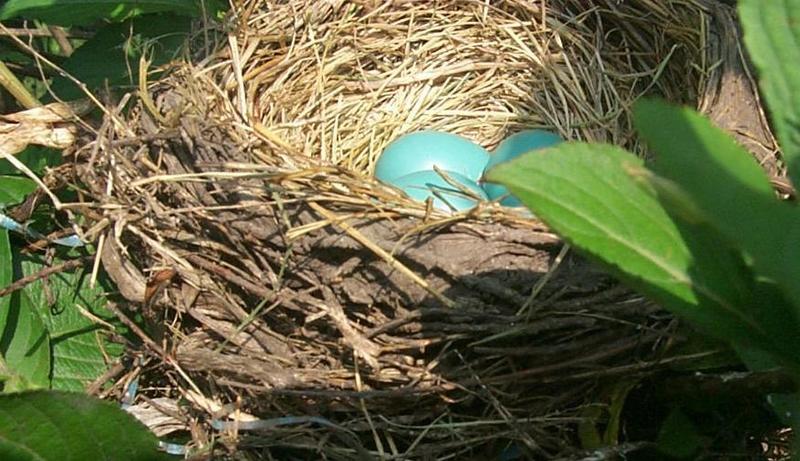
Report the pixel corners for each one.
[51,234,84,248]
[0,211,84,248]
[0,212,26,234]
[121,377,138,409]
[119,375,186,457]
[159,441,187,456]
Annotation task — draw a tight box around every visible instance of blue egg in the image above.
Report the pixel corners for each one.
[375,131,490,183]
[482,130,563,207]
[390,169,488,212]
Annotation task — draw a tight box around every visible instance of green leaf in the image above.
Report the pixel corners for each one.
[739,0,800,189]
[0,147,62,177]
[0,291,51,392]
[0,390,170,461]
[577,379,638,449]
[0,438,42,461]
[656,408,705,459]
[20,255,123,391]
[633,99,800,365]
[49,14,191,100]
[0,177,36,207]
[0,0,207,26]
[0,231,11,334]
[485,143,788,360]
[735,345,800,428]
[635,99,775,197]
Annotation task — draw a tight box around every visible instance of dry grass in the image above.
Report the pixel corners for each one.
[55,0,780,459]
[215,0,709,174]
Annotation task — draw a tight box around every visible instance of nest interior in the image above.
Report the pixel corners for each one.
[69,0,778,458]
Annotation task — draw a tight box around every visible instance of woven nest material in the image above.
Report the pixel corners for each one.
[67,0,778,458]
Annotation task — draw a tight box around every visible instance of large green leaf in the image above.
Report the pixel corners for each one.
[0,147,62,177]
[486,143,789,360]
[635,99,775,197]
[0,0,207,26]
[0,177,36,206]
[49,14,191,100]
[20,256,123,391]
[633,99,800,351]
[739,0,800,189]
[0,291,51,392]
[0,438,40,461]
[0,231,11,337]
[0,390,171,461]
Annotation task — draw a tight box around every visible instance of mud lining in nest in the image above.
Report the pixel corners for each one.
[69,0,777,458]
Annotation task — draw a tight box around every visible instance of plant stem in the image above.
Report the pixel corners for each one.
[0,60,41,109]
[0,27,92,39]
[47,26,74,56]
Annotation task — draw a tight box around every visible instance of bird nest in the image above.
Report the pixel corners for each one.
[66,0,777,458]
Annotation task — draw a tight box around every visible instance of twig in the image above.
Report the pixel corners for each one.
[0,255,93,298]
[520,243,571,317]
[47,26,74,56]
[658,369,798,401]
[185,254,273,298]
[0,27,93,39]
[104,302,207,398]
[104,302,170,359]
[310,202,456,308]
[86,359,126,395]
[0,153,64,210]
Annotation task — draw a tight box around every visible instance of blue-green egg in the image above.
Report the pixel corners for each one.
[375,131,490,183]
[391,169,488,212]
[482,130,563,207]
